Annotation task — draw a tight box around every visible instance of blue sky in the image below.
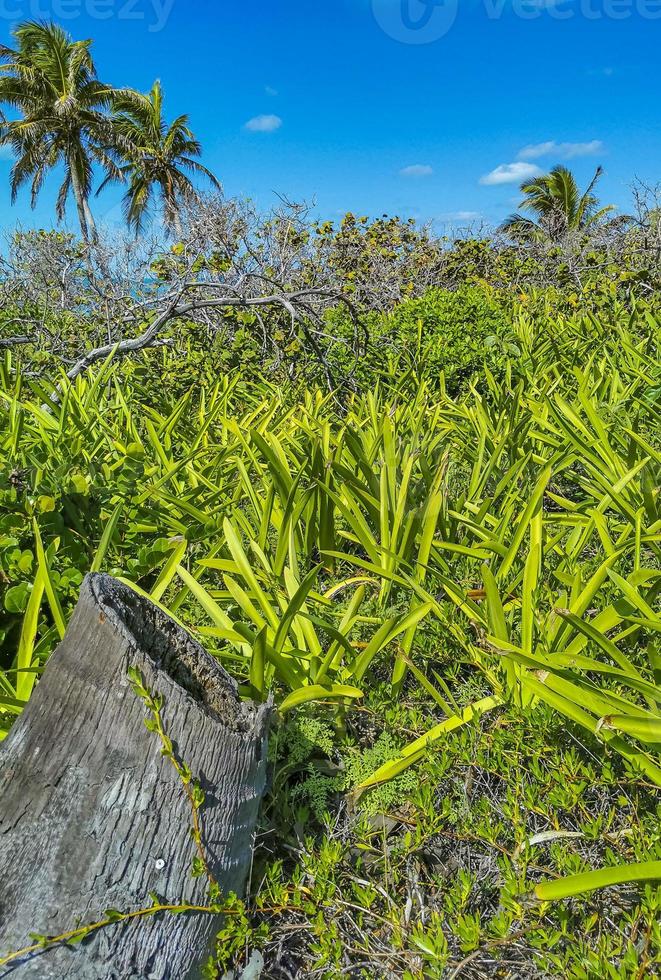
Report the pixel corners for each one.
[0,0,659,233]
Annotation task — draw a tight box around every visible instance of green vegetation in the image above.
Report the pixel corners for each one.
[1,18,660,979]
[1,284,659,976]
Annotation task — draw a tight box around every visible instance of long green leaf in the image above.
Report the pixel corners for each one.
[534,862,661,901]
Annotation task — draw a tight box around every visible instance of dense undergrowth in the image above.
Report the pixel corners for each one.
[1,286,660,977]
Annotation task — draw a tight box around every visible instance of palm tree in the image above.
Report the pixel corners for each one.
[500,165,615,242]
[100,80,220,236]
[0,21,116,242]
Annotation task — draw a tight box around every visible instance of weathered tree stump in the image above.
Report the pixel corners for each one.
[0,574,271,979]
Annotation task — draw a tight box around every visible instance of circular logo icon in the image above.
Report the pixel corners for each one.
[372,0,460,44]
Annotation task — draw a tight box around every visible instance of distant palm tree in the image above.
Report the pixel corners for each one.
[500,165,615,242]
[0,21,116,242]
[100,80,220,236]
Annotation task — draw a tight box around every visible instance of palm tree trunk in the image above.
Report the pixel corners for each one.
[163,176,183,239]
[0,574,271,978]
[69,163,90,242]
[84,197,99,243]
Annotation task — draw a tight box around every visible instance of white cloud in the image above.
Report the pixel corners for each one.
[399,164,433,178]
[265,86,278,96]
[244,114,282,133]
[480,162,542,186]
[441,210,481,221]
[518,139,604,160]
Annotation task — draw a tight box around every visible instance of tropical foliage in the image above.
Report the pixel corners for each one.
[0,21,214,237]
[99,81,221,234]
[0,21,114,241]
[1,285,659,975]
[501,165,617,242]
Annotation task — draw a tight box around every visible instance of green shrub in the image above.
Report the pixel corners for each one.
[384,285,513,393]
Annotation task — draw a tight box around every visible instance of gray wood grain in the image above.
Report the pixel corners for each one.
[0,574,271,979]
